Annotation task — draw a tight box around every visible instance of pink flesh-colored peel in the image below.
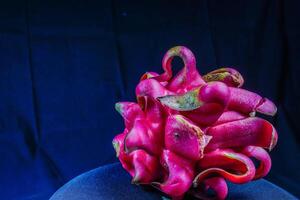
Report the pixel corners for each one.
[152,150,195,199]
[115,102,144,130]
[241,146,272,179]
[112,131,135,177]
[190,177,228,200]
[142,97,166,133]
[165,115,211,160]
[203,177,228,200]
[228,87,277,116]
[130,149,160,184]
[213,110,247,125]
[112,131,126,158]
[136,78,174,111]
[206,117,278,151]
[124,119,163,155]
[112,46,278,199]
[112,132,160,184]
[194,149,256,185]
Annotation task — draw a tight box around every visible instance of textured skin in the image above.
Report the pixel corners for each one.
[112,46,278,200]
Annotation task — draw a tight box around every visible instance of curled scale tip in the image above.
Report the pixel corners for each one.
[112,141,120,157]
[203,67,244,87]
[115,102,122,114]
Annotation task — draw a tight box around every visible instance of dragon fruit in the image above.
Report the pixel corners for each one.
[112,46,278,199]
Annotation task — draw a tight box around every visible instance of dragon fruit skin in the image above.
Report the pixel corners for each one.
[197,177,229,200]
[241,146,272,179]
[112,46,278,200]
[112,131,160,184]
[206,117,278,151]
[152,150,195,199]
[194,149,256,185]
[165,115,211,161]
[228,87,277,116]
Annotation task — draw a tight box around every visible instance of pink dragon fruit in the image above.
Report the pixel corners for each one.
[112,46,278,199]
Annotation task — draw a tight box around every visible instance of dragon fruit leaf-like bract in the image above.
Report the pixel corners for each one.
[112,46,278,200]
[203,67,244,88]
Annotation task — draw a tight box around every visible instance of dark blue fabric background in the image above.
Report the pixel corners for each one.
[0,0,299,199]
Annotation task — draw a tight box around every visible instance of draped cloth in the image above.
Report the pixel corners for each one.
[50,163,297,200]
[0,0,299,199]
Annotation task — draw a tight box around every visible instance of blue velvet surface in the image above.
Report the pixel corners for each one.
[1,0,300,199]
[50,163,297,200]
